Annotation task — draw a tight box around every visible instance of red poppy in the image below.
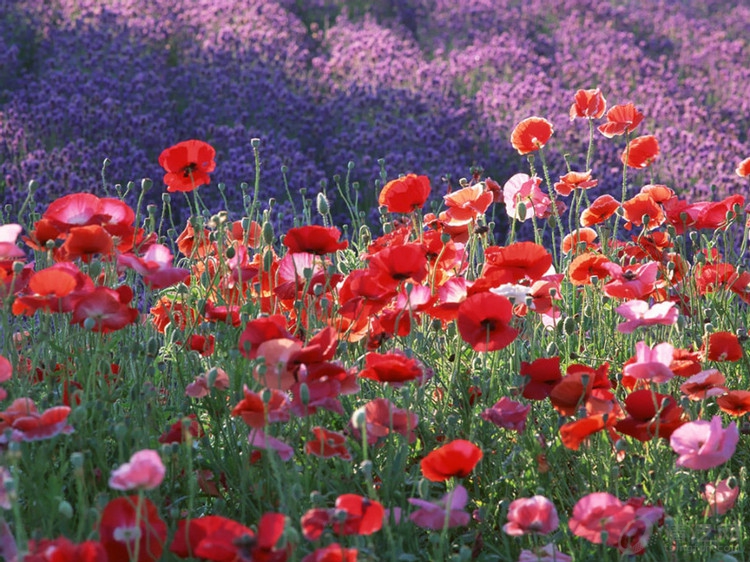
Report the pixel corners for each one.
[562,228,598,254]
[149,296,200,334]
[420,439,483,481]
[301,543,358,562]
[704,332,743,362]
[332,494,385,536]
[560,414,613,450]
[569,88,607,120]
[442,183,494,223]
[568,252,610,286]
[621,193,665,229]
[378,174,431,213]
[0,398,74,443]
[158,140,216,192]
[482,242,552,284]
[99,496,167,562]
[158,415,204,444]
[237,315,295,360]
[598,103,644,138]
[284,225,348,255]
[25,537,108,562]
[622,135,659,168]
[554,170,598,196]
[510,117,554,155]
[56,224,115,262]
[457,292,518,352]
[680,369,727,401]
[358,351,426,385]
[368,243,428,288]
[305,426,351,460]
[717,391,750,416]
[521,356,563,400]
[615,389,686,441]
[580,194,620,227]
[70,286,139,333]
[231,386,290,429]
[11,262,93,316]
[735,157,750,177]
[350,398,418,445]
[670,347,703,378]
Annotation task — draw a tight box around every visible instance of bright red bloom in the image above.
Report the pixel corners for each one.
[0,398,74,443]
[482,241,552,284]
[231,386,290,429]
[301,543,358,562]
[57,224,115,262]
[561,227,598,254]
[358,351,426,386]
[456,292,518,352]
[158,139,216,192]
[25,537,107,562]
[680,369,727,401]
[332,494,385,536]
[717,391,750,416]
[511,117,554,155]
[622,135,659,168]
[378,174,431,214]
[569,88,607,120]
[284,225,348,255]
[615,389,686,441]
[704,331,743,362]
[580,194,620,227]
[621,193,665,229]
[305,426,351,460]
[350,398,418,445]
[99,496,167,562]
[368,243,428,288]
[70,285,139,333]
[238,315,295,360]
[598,103,644,138]
[420,439,483,481]
[521,356,562,400]
[664,194,745,233]
[158,414,204,444]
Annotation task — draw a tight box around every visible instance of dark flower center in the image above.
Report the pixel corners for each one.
[182,162,197,178]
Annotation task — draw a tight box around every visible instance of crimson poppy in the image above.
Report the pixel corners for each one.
[301,543,358,562]
[615,389,686,441]
[25,537,107,562]
[511,117,554,155]
[231,386,290,429]
[580,194,620,227]
[99,496,166,562]
[521,356,563,400]
[717,390,750,416]
[704,331,743,362]
[158,414,204,444]
[483,241,553,283]
[237,315,295,360]
[569,88,607,120]
[622,135,659,168]
[420,439,483,481]
[332,494,385,536]
[305,426,351,460]
[70,286,139,333]
[358,351,426,385]
[598,103,644,138]
[378,174,431,213]
[456,292,518,352]
[158,140,216,192]
[368,243,428,288]
[284,225,348,255]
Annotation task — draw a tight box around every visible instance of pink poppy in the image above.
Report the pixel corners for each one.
[615,300,679,333]
[350,398,418,445]
[503,174,553,222]
[669,416,739,470]
[117,244,189,289]
[602,261,660,300]
[622,341,675,384]
[408,485,471,530]
[481,397,531,433]
[248,429,295,461]
[518,544,572,562]
[109,450,165,491]
[568,492,636,547]
[503,495,559,536]
[702,477,739,516]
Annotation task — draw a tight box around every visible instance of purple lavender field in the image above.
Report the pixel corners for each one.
[2,0,749,220]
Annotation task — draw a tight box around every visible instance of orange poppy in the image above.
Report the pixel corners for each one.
[420,439,483,481]
[621,193,665,229]
[717,391,750,416]
[569,88,607,120]
[597,103,644,138]
[562,228,598,254]
[554,170,598,196]
[442,183,494,222]
[735,156,750,177]
[704,332,743,362]
[580,194,620,227]
[568,252,610,285]
[640,184,674,203]
[622,135,659,168]
[510,117,554,155]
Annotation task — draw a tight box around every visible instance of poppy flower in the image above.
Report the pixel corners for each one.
[99,496,167,562]
[368,243,428,288]
[568,492,636,547]
[358,351,426,386]
[332,494,385,536]
[503,495,559,536]
[580,194,620,227]
[237,315,295,360]
[248,429,294,461]
[521,356,562,400]
[305,426,351,460]
[109,449,165,491]
[482,241,553,285]
[25,537,108,562]
[597,103,644,138]
[301,544,358,562]
[511,117,554,155]
[567,252,610,286]
[735,157,750,177]
[158,415,204,444]
[502,174,552,221]
[456,292,518,352]
[185,367,230,398]
[669,416,739,470]
[408,485,471,530]
[442,183,494,223]
[158,139,216,192]
[622,135,659,168]
[622,341,674,384]
[231,386,290,429]
[117,244,190,289]
[57,224,115,262]
[350,398,418,445]
[702,478,739,516]
[0,398,74,443]
[518,544,572,562]
[420,439,482,481]
[615,389,686,441]
[621,192,665,229]
[716,390,750,416]
[554,170,598,196]
[704,331,743,362]
[559,413,615,450]
[70,286,139,333]
[284,225,348,255]
[378,174,431,214]
[569,88,607,120]
[480,397,531,433]
[615,300,678,333]
[602,261,660,300]
[679,369,727,401]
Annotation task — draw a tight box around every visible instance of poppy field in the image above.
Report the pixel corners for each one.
[2,1,750,562]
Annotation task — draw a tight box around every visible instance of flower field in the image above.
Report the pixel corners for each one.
[1,1,750,561]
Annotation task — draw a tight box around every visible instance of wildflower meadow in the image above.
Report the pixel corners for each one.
[1,1,750,561]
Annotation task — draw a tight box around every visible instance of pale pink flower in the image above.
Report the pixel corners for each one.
[408,485,471,530]
[615,300,679,333]
[518,543,572,562]
[602,261,659,300]
[248,429,294,461]
[623,341,674,383]
[481,397,531,433]
[702,477,739,516]
[109,449,165,491]
[503,174,553,222]
[185,367,230,398]
[568,492,636,547]
[670,416,739,470]
[117,244,189,289]
[503,495,559,536]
